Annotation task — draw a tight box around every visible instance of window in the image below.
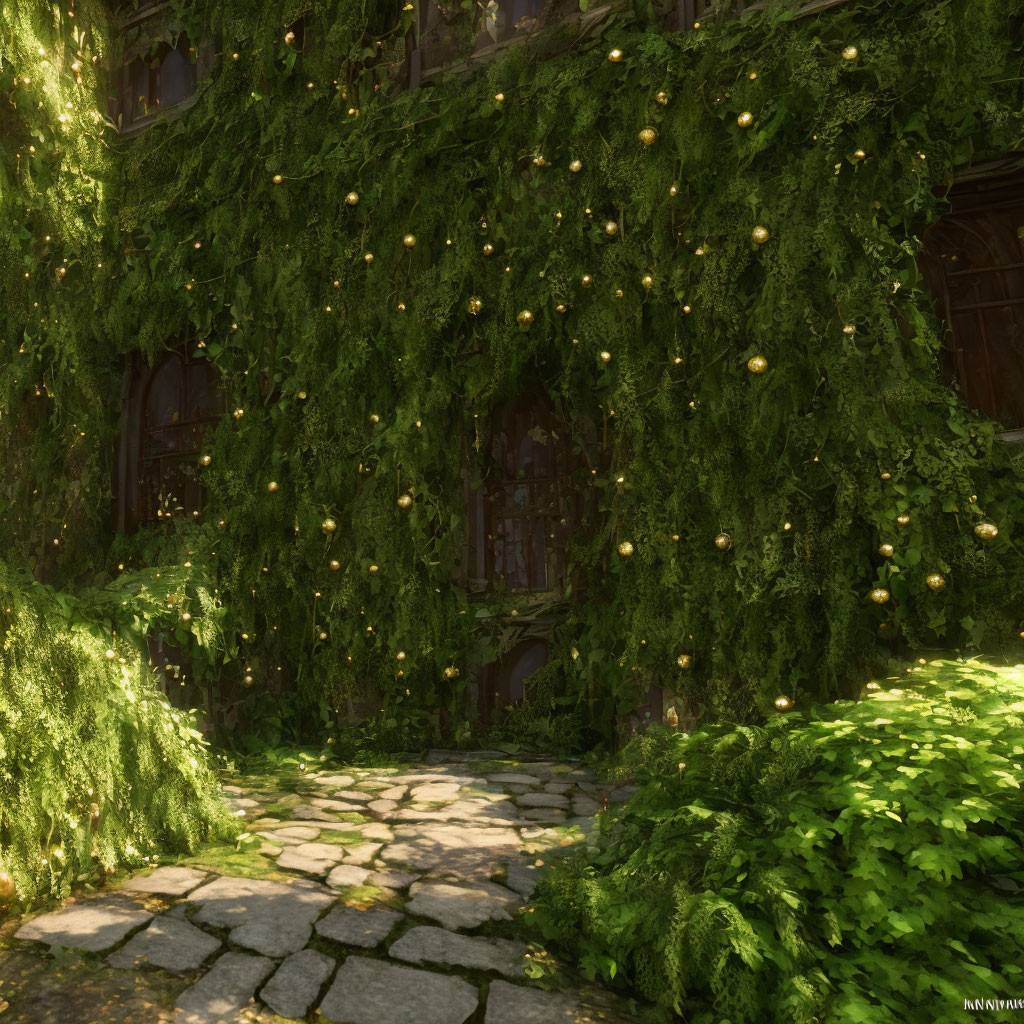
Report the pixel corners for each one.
[114,3,214,135]
[410,0,593,85]
[115,353,222,532]
[475,0,549,48]
[122,40,196,127]
[919,159,1024,433]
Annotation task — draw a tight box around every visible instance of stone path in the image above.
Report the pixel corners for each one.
[7,751,639,1024]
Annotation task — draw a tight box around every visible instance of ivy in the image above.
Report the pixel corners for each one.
[0,0,1023,751]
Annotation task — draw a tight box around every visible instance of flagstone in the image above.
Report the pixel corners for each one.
[410,782,463,802]
[122,865,208,896]
[325,863,371,887]
[188,875,334,957]
[277,841,346,876]
[107,913,221,973]
[366,867,419,890]
[342,841,383,865]
[174,951,274,1024]
[484,981,579,1024]
[15,894,152,953]
[315,904,403,947]
[488,773,543,786]
[516,792,570,809]
[314,774,356,787]
[265,823,322,839]
[383,824,521,877]
[505,860,543,898]
[390,926,528,978]
[406,880,521,929]
[259,948,336,1019]
[318,955,478,1024]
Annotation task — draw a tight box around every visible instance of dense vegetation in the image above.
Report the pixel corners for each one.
[1,0,1022,755]
[532,659,1024,1023]
[0,561,234,904]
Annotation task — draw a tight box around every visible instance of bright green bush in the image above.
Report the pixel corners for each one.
[531,660,1024,1023]
[0,564,235,906]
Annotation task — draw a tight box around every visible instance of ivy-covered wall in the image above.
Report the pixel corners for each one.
[3,0,1023,748]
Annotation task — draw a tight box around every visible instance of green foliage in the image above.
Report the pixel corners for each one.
[530,659,1024,1023]
[0,562,235,905]
[1,0,1023,746]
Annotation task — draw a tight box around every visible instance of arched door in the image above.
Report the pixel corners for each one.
[919,164,1024,431]
[115,352,222,532]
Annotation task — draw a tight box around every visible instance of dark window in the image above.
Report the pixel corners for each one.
[121,38,196,129]
[919,164,1024,431]
[486,394,577,592]
[475,0,548,47]
[115,353,222,532]
[139,355,220,524]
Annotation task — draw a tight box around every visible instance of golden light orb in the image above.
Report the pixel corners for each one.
[600,351,612,363]
[581,274,593,287]
[896,514,910,526]
[926,573,947,591]
[677,654,691,669]
[329,559,341,570]
[495,92,504,102]
[402,233,416,249]
[656,91,669,104]
[467,296,483,315]
[715,532,732,550]
[974,522,998,540]
[272,174,283,184]
[396,651,406,661]
[345,191,359,205]
[397,493,413,508]
[641,273,654,290]
[569,159,583,173]
[608,48,623,62]
[747,354,768,374]
[880,471,891,480]
[604,220,619,236]
[516,309,534,327]
[638,127,657,146]
[322,518,337,534]
[842,45,859,60]
[200,454,212,466]
[774,695,793,710]
[870,588,890,604]
[617,541,634,557]
[267,481,279,493]
[878,543,894,557]
[751,225,770,244]
[482,243,495,256]
[737,111,754,128]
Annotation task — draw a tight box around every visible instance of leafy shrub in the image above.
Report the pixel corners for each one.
[531,660,1024,1023]
[0,566,235,905]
